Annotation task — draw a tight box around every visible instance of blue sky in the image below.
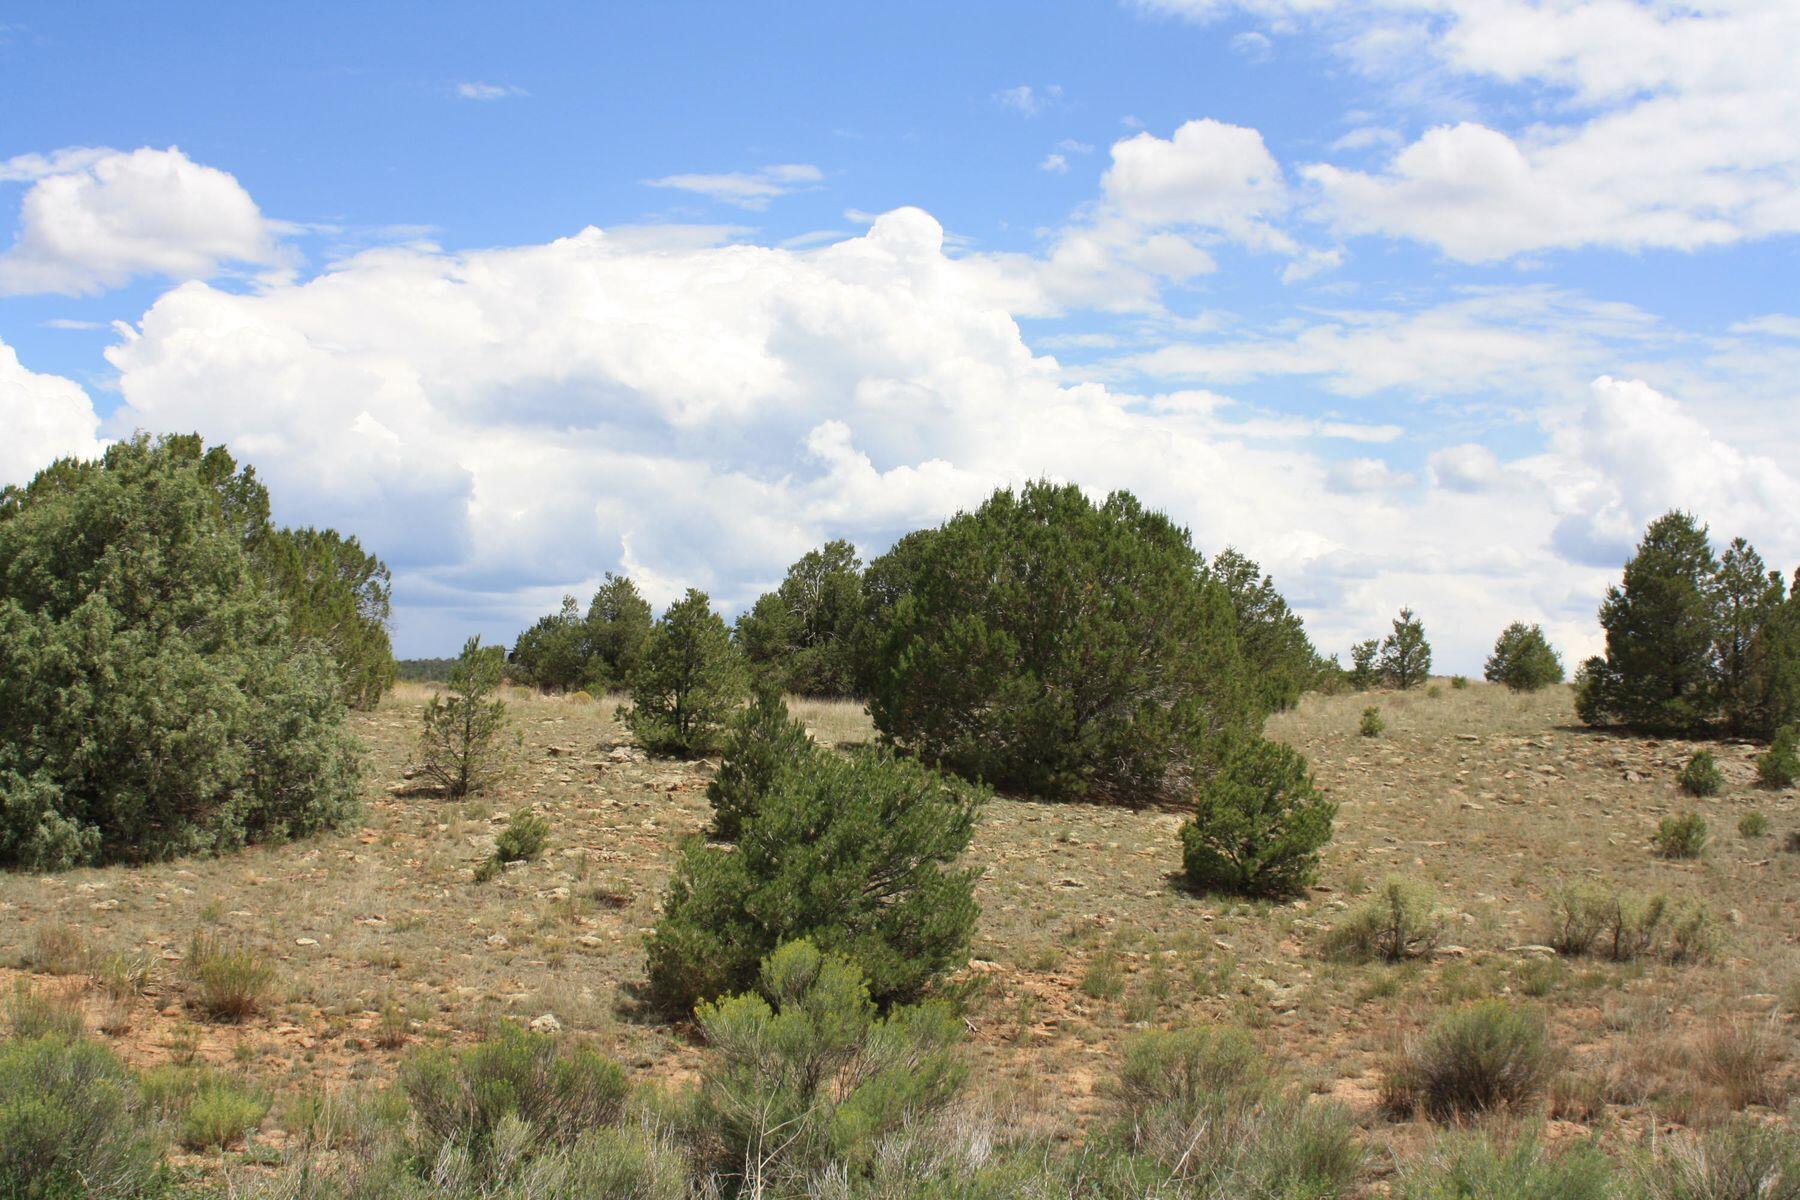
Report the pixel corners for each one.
[4,1,1798,670]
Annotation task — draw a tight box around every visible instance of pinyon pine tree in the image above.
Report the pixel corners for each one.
[1484,622,1564,692]
[626,589,746,757]
[1380,608,1432,690]
[417,636,512,798]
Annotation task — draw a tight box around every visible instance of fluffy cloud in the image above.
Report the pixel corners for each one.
[0,147,290,295]
[643,163,823,210]
[1102,118,1292,249]
[0,337,105,486]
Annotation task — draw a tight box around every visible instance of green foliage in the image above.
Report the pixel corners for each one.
[1394,1134,1612,1200]
[1210,547,1321,713]
[647,744,983,1014]
[1738,811,1769,838]
[706,685,812,841]
[399,1021,628,1156]
[869,481,1260,805]
[1748,578,1800,739]
[260,525,395,709]
[1383,1000,1553,1119]
[1450,674,1470,689]
[418,637,513,798]
[1680,750,1724,797]
[1542,883,1713,963]
[508,595,588,692]
[625,589,746,758]
[1380,606,1433,689]
[1361,706,1385,737]
[508,574,655,694]
[1592,512,1722,735]
[1757,725,1799,788]
[493,809,550,862]
[694,941,964,1187]
[1182,735,1336,898]
[1349,638,1381,690]
[737,539,865,697]
[1714,538,1787,736]
[1324,876,1444,962]
[1632,1118,1800,1200]
[6,982,85,1041]
[0,1033,167,1199]
[1655,812,1710,859]
[1485,622,1565,692]
[184,931,275,1022]
[0,434,363,869]
[140,1063,268,1150]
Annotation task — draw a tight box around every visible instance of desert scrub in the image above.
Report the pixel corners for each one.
[140,1064,269,1150]
[1394,1133,1611,1200]
[1679,750,1724,797]
[1382,1000,1554,1119]
[493,808,550,863]
[1739,810,1770,837]
[184,932,274,1021]
[1757,725,1799,787]
[400,1020,628,1156]
[5,981,86,1041]
[1182,735,1336,898]
[0,1032,168,1198]
[1542,884,1715,963]
[1632,1118,1800,1200]
[1324,876,1444,962]
[1654,812,1709,859]
[1360,706,1385,737]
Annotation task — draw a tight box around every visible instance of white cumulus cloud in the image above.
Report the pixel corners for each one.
[0,337,106,486]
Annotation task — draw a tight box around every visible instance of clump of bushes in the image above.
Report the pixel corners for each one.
[1382,1000,1554,1120]
[140,1064,268,1150]
[1758,724,1799,787]
[1393,1133,1613,1200]
[1360,706,1385,737]
[866,482,1264,806]
[1182,736,1336,898]
[0,1031,168,1197]
[625,589,746,757]
[1484,622,1565,692]
[647,735,983,1014]
[417,637,513,799]
[183,932,275,1022]
[1679,750,1724,797]
[1324,876,1444,962]
[1739,811,1770,837]
[1543,882,1716,963]
[0,435,364,870]
[1655,811,1710,859]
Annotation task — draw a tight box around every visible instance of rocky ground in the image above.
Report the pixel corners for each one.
[1,680,1794,1186]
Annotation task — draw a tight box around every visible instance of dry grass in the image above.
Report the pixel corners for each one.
[0,677,1794,1182]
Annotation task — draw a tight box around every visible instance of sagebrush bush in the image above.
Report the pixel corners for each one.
[1324,876,1444,962]
[0,435,363,869]
[1739,811,1770,837]
[625,589,746,758]
[1757,725,1799,788]
[695,940,965,1187]
[1633,1118,1800,1200]
[0,1032,167,1198]
[417,637,512,799]
[184,932,275,1022]
[866,482,1264,806]
[493,809,550,863]
[1394,1133,1612,1200]
[1360,706,1385,737]
[6,981,85,1041]
[1656,812,1710,859]
[706,685,811,841]
[1542,884,1714,964]
[648,745,983,1014]
[1182,736,1335,898]
[1680,751,1724,797]
[1383,1000,1554,1119]
[1484,622,1565,693]
[400,1021,628,1156]
[140,1064,268,1150]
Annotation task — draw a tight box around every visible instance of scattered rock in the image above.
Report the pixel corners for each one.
[529,1013,562,1033]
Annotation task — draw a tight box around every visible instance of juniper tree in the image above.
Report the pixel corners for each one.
[1348,639,1380,690]
[582,572,653,691]
[1590,512,1720,734]
[1714,539,1786,734]
[1379,608,1432,690]
[1210,547,1319,712]
[508,595,587,691]
[1182,736,1336,898]
[625,589,746,757]
[1484,622,1564,692]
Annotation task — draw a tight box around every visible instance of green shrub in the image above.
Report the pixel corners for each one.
[1182,736,1335,898]
[706,685,812,841]
[1757,725,1799,788]
[1380,607,1433,689]
[0,1033,167,1198]
[1360,706,1385,737]
[493,809,550,863]
[184,932,274,1022]
[1450,675,1470,690]
[1324,876,1444,962]
[1542,884,1712,963]
[399,1021,628,1156]
[1680,751,1724,797]
[417,637,513,799]
[1484,623,1566,693]
[1656,812,1710,859]
[647,746,983,1014]
[6,982,85,1041]
[695,940,964,1186]
[866,481,1263,806]
[1633,1118,1800,1200]
[1115,1027,1263,1123]
[0,434,362,870]
[1395,1133,1612,1200]
[1738,811,1770,838]
[140,1064,268,1150]
[625,589,746,758]
[1383,1000,1554,1119]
